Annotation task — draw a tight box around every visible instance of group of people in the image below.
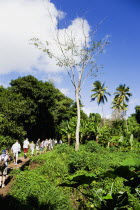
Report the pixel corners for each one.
[35,138,58,154]
[0,137,62,188]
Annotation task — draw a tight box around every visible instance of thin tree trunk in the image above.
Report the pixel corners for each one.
[126,119,128,132]
[102,105,105,125]
[107,141,110,148]
[96,134,99,142]
[75,89,80,151]
[68,133,71,146]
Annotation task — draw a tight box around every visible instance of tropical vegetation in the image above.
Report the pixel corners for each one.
[0,76,140,209]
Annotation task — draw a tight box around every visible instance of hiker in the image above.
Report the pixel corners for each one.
[29,141,35,156]
[36,138,40,146]
[35,140,40,155]
[44,139,49,152]
[11,140,21,165]
[39,140,45,153]
[52,139,55,149]
[59,139,63,144]
[0,149,10,188]
[23,138,30,159]
[48,138,53,150]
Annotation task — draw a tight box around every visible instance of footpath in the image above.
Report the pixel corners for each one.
[0,156,30,197]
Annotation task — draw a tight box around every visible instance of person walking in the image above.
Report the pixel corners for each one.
[29,141,35,156]
[44,139,49,152]
[35,138,40,155]
[39,140,45,154]
[0,149,10,188]
[11,140,21,165]
[23,138,30,159]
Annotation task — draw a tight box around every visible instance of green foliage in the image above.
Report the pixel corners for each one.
[98,124,112,146]
[0,135,15,150]
[31,150,69,184]
[54,143,74,154]
[129,134,134,150]
[7,141,140,210]
[112,84,132,114]
[121,157,140,167]
[84,140,106,153]
[59,118,76,144]
[10,171,72,210]
[135,105,140,124]
[127,116,140,135]
[0,75,75,140]
[91,80,111,105]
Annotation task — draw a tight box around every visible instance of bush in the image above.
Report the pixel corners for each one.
[33,151,69,183]
[54,143,74,154]
[84,140,106,153]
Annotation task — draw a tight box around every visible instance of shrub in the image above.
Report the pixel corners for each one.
[84,140,106,153]
[54,143,74,154]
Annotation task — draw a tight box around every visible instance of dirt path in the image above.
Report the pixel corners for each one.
[0,156,30,197]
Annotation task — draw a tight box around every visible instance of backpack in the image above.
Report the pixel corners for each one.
[0,155,6,169]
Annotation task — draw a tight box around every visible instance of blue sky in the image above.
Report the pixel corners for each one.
[0,0,140,118]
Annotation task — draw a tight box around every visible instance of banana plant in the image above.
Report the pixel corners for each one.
[60,117,76,145]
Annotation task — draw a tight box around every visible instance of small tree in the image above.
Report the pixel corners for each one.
[31,17,109,151]
[60,118,76,145]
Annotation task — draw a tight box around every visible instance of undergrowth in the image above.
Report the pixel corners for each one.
[6,142,140,210]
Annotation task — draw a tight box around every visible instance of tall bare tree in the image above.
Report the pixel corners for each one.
[31,17,109,151]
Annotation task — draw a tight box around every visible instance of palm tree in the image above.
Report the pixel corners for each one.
[111,98,128,120]
[112,84,132,131]
[114,84,132,105]
[91,80,111,124]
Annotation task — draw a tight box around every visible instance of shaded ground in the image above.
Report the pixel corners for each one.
[0,156,30,197]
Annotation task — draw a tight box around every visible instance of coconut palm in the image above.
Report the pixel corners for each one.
[112,84,132,131]
[91,80,111,123]
[111,98,128,120]
[114,84,132,105]
[112,97,128,111]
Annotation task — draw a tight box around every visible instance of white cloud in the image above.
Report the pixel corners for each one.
[82,105,102,116]
[0,0,90,75]
[46,74,63,84]
[59,88,70,96]
[83,106,112,118]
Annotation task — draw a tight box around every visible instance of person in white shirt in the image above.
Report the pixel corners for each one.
[29,141,35,156]
[11,140,21,165]
[23,138,30,158]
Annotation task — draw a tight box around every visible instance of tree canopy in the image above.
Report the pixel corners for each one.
[0,75,74,142]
